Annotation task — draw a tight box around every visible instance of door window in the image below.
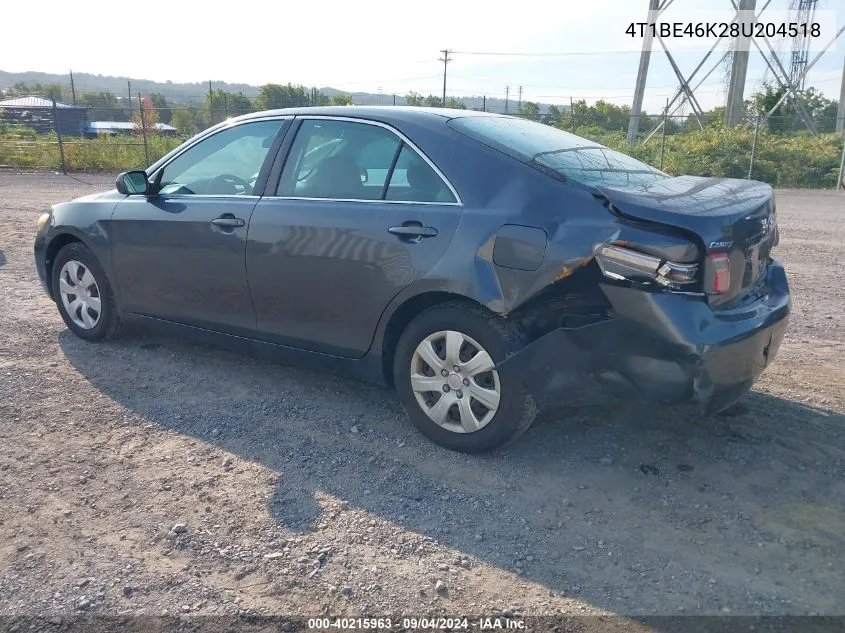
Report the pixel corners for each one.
[385,145,457,203]
[278,119,401,200]
[158,120,283,196]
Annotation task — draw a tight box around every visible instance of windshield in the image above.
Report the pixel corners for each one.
[448,115,668,188]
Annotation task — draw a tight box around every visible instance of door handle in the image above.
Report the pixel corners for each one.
[211,216,245,228]
[388,225,438,238]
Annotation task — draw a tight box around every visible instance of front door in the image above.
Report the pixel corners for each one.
[247,117,462,358]
[110,119,286,335]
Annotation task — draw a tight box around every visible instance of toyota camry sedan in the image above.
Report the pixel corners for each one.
[34,106,790,453]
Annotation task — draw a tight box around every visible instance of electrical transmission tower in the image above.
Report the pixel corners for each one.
[627,0,845,145]
[790,0,819,90]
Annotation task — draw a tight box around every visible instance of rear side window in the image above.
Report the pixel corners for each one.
[448,116,667,188]
[385,145,456,203]
[278,119,400,200]
[277,118,457,203]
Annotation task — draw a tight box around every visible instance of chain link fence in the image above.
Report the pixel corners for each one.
[2,93,843,189]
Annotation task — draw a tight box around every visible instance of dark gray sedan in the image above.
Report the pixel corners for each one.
[34,106,790,452]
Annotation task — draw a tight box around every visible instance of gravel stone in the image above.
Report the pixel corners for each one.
[0,174,842,618]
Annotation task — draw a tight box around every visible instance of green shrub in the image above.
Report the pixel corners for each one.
[1,123,842,188]
[565,123,843,189]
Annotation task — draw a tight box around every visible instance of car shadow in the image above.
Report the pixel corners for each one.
[58,329,845,616]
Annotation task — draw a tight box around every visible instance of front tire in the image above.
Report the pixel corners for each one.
[52,242,124,341]
[393,301,537,453]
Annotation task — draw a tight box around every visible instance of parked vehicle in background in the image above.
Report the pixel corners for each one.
[34,107,790,452]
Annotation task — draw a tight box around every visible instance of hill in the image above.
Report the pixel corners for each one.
[0,69,562,114]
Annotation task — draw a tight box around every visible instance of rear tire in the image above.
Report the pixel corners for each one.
[393,301,537,453]
[52,242,125,342]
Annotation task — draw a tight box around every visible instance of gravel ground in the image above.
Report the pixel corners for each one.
[0,170,843,619]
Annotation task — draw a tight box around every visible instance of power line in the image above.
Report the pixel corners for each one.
[442,85,728,99]
[302,74,443,88]
[447,74,729,92]
[530,88,730,99]
[450,49,637,57]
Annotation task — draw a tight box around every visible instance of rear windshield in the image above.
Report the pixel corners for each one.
[448,116,668,188]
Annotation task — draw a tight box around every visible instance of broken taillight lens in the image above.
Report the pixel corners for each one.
[593,244,698,290]
[708,253,731,294]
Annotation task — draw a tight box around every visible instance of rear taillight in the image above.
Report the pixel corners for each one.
[594,244,698,290]
[708,253,731,294]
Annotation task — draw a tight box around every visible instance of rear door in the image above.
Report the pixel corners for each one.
[110,118,287,334]
[246,116,462,358]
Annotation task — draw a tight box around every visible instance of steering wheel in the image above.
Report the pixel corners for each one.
[208,174,251,195]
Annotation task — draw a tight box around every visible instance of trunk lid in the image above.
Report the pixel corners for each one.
[598,176,778,307]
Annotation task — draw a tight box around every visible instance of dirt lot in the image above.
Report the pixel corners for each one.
[1,170,843,620]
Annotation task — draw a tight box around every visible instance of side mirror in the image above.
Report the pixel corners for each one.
[116,170,150,195]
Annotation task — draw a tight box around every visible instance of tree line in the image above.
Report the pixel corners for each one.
[2,82,358,136]
[515,82,840,136]
[4,80,840,138]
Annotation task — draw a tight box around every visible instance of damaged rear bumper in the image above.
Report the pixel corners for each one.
[497,260,790,415]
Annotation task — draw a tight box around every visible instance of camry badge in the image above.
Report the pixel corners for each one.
[709,240,733,249]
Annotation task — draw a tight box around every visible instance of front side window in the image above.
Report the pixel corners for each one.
[448,115,668,188]
[158,120,283,196]
[277,119,456,203]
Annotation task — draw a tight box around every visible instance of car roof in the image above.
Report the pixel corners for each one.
[233,105,509,125]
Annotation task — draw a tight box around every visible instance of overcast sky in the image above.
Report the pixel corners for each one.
[3,0,842,112]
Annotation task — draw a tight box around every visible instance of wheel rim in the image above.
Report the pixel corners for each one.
[58,260,102,330]
[410,330,501,434]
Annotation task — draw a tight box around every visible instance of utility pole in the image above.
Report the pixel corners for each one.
[505,86,510,113]
[127,80,132,116]
[837,51,845,135]
[570,96,575,128]
[393,94,396,106]
[482,95,486,112]
[69,70,76,104]
[628,0,660,145]
[439,49,451,106]
[518,85,523,110]
[725,0,757,126]
[208,80,214,121]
